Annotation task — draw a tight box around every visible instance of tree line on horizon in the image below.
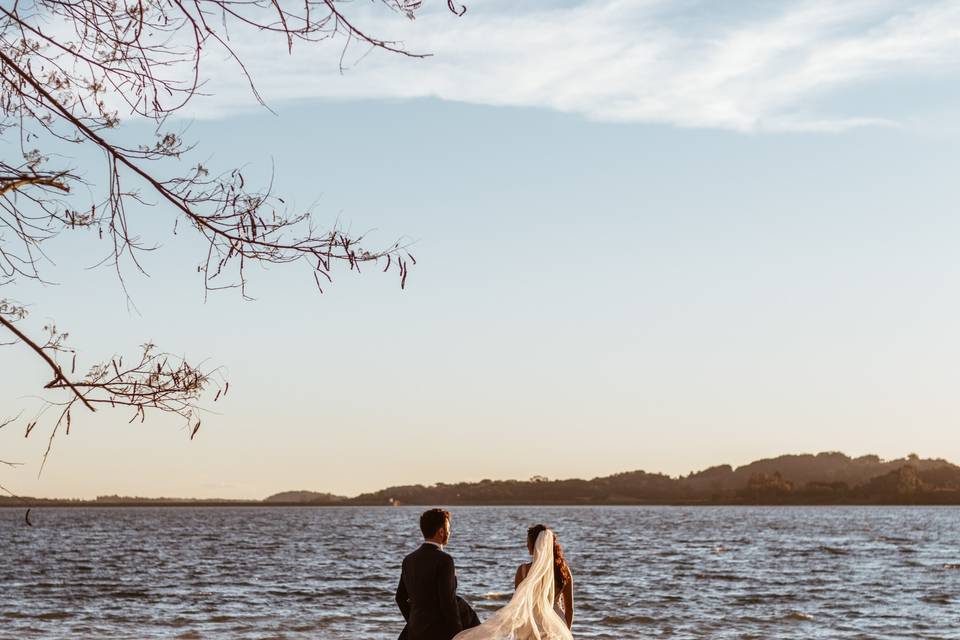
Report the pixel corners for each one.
[327,452,960,506]
[5,452,960,507]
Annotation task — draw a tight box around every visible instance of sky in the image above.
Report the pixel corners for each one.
[2,0,960,499]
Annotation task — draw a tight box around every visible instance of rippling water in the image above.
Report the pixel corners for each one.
[3,506,960,638]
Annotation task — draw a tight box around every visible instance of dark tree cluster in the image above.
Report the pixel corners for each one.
[5,451,960,506]
[324,452,960,506]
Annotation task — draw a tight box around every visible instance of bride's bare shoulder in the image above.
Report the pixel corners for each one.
[514,562,531,587]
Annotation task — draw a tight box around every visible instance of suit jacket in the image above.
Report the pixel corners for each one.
[398,598,480,640]
[396,544,463,640]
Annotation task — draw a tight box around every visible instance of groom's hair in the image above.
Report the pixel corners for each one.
[419,508,450,538]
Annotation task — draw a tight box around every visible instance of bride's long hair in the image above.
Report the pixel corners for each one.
[527,524,572,592]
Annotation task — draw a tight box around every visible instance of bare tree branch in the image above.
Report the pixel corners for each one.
[0,0,464,472]
[0,313,95,412]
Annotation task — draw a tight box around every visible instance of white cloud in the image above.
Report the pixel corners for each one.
[185,0,960,131]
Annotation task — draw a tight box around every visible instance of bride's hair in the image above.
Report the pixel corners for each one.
[527,524,572,592]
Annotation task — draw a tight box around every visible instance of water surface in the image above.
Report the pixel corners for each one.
[3,506,959,638]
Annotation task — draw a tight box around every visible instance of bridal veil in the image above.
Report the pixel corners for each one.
[454,530,573,640]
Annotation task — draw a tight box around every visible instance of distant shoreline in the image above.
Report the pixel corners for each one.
[4,500,960,508]
[5,451,960,507]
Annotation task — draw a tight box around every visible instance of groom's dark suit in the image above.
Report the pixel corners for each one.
[396,543,478,640]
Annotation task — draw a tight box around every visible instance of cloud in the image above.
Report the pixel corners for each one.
[186,0,960,131]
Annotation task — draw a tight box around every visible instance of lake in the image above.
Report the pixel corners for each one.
[2,506,959,638]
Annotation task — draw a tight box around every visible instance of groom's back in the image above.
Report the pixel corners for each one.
[399,544,458,640]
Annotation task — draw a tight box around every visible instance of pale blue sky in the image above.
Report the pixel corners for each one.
[2,0,960,498]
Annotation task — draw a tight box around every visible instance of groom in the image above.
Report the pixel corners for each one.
[396,508,480,640]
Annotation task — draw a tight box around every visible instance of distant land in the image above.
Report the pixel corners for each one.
[5,452,960,507]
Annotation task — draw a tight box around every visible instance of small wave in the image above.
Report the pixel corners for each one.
[784,612,814,622]
[602,614,656,624]
[472,544,519,551]
[165,617,192,628]
[476,592,512,601]
[694,573,744,582]
[943,563,960,570]
[818,545,849,556]
[35,612,73,621]
[734,593,797,605]
[921,593,951,605]
[284,623,321,632]
[208,615,235,623]
[266,589,320,599]
[322,586,385,597]
[111,589,151,599]
[880,535,912,543]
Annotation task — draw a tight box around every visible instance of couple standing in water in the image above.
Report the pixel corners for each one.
[396,509,575,640]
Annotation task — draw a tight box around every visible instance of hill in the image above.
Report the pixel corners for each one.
[342,452,960,506]
[262,491,346,504]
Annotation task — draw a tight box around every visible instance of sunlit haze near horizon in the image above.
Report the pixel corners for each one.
[3,0,960,499]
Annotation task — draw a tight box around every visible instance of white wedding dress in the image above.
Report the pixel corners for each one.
[454,530,573,640]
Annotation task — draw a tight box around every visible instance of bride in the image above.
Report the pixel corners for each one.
[455,525,574,639]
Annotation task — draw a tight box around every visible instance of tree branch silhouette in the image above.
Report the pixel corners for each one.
[0,0,463,475]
